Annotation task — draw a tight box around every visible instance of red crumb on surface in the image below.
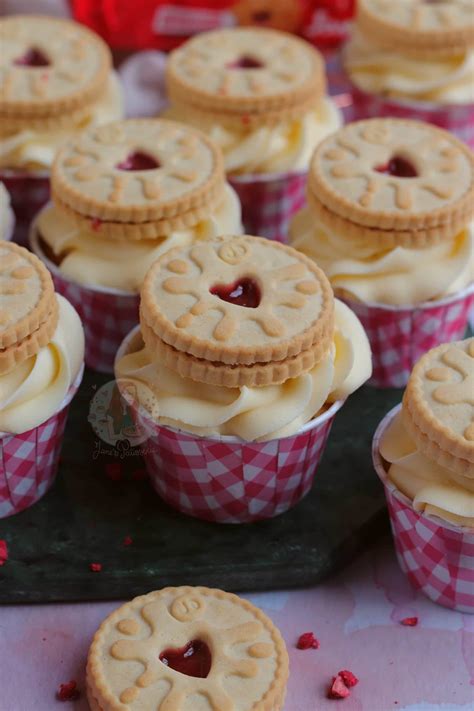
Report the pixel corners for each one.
[0,540,8,566]
[91,218,102,231]
[338,670,359,688]
[105,462,123,481]
[241,115,250,125]
[57,680,80,701]
[296,632,320,650]
[400,617,418,627]
[328,675,350,699]
[123,535,133,547]
[89,563,102,572]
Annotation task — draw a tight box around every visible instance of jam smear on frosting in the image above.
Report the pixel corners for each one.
[159,640,212,678]
[375,156,418,178]
[116,152,159,171]
[210,278,261,308]
[14,47,50,67]
[228,55,264,69]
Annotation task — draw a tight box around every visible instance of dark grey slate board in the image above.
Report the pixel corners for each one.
[0,369,401,604]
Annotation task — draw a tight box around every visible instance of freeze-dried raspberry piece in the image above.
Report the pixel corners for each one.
[90,562,102,572]
[296,632,320,650]
[328,675,350,699]
[338,670,358,688]
[57,680,80,701]
[400,617,418,627]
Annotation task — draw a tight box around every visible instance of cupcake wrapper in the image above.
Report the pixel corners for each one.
[341,286,474,388]
[0,365,84,519]
[0,170,50,247]
[30,226,140,374]
[349,85,474,149]
[373,405,474,613]
[116,326,342,524]
[229,171,307,243]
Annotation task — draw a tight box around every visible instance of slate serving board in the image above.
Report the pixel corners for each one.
[0,369,401,604]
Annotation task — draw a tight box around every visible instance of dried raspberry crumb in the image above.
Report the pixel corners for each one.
[0,540,8,566]
[91,218,102,231]
[57,680,80,701]
[400,617,418,627]
[338,670,358,688]
[105,462,123,481]
[123,535,133,547]
[89,562,102,572]
[296,632,320,650]
[328,675,350,699]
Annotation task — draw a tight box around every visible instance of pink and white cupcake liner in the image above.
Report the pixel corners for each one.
[0,170,50,247]
[229,170,307,243]
[30,226,140,374]
[116,326,343,524]
[349,85,474,149]
[373,405,474,613]
[341,285,474,388]
[0,364,84,519]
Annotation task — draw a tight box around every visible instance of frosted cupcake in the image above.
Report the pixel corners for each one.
[0,242,84,517]
[344,0,474,147]
[165,27,342,240]
[31,119,242,372]
[0,15,123,243]
[291,118,474,387]
[374,338,474,611]
[115,234,371,522]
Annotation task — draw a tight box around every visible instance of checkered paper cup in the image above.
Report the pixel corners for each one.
[228,170,307,243]
[340,285,474,388]
[373,405,474,613]
[0,364,84,519]
[30,222,140,374]
[0,170,50,247]
[116,326,343,524]
[349,84,474,149]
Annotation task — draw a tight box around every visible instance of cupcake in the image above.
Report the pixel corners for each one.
[344,0,474,147]
[87,586,289,710]
[165,27,342,241]
[31,119,242,373]
[115,234,371,523]
[0,241,84,518]
[373,338,474,612]
[0,15,123,244]
[0,181,15,241]
[290,118,474,388]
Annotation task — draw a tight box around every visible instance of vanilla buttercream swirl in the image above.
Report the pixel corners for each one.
[36,184,242,292]
[291,209,474,305]
[0,73,124,172]
[166,98,342,174]
[345,32,474,105]
[380,411,474,528]
[0,295,84,435]
[115,299,372,442]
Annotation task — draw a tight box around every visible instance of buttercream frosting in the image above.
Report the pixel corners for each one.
[35,184,242,292]
[291,209,474,305]
[380,410,474,528]
[0,73,124,172]
[345,32,474,105]
[0,295,84,435]
[115,299,372,442]
[166,98,342,174]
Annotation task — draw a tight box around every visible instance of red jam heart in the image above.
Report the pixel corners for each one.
[210,278,261,308]
[228,55,264,69]
[159,640,212,678]
[374,156,418,178]
[14,48,50,67]
[116,152,159,171]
